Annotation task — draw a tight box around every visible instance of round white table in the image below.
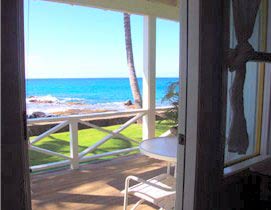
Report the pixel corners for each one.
[139,136,178,163]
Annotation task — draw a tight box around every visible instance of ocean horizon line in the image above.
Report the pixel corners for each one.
[26,77,179,80]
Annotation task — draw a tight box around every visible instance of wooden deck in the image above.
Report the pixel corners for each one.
[31,154,169,210]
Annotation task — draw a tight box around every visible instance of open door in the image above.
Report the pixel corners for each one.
[175,0,225,209]
[176,0,271,209]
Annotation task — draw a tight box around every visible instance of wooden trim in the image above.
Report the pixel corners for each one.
[261,0,271,155]
[195,1,225,209]
[180,0,225,209]
[224,154,271,177]
[28,108,148,123]
[224,152,259,167]
[259,0,268,53]
[256,0,268,154]
[44,0,179,21]
[142,16,156,140]
[256,66,265,153]
[175,0,188,208]
[221,0,230,168]
[261,70,271,155]
[69,120,79,169]
[182,0,200,208]
[1,0,32,209]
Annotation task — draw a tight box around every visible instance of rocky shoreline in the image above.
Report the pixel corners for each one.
[27,99,136,119]
[28,112,165,136]
[28,114,135,136]
[27,98,167,136]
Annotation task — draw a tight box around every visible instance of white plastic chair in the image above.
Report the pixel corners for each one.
[122,173,176,210]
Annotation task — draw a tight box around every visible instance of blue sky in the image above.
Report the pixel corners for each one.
[24,0,179,78]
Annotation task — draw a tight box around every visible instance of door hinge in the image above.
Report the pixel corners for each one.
[178,133,186,145]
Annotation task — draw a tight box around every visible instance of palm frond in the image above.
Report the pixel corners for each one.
[161,81,179,126]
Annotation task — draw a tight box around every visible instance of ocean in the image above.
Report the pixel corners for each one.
[26,78,178,115]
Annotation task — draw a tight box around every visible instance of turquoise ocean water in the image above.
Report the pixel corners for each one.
[26,78,178,115]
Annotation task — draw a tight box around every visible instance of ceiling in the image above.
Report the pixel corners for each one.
[43,0,179,21]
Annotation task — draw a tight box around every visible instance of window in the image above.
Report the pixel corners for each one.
[224,1,270,174]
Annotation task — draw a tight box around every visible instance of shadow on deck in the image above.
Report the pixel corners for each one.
[31,154,168,210]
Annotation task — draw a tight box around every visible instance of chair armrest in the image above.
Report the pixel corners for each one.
[125,175,175,193]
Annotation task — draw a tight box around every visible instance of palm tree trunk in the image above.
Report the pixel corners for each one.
[123,13,142,109]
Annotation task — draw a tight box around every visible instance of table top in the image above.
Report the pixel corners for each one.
[139,136,178,162]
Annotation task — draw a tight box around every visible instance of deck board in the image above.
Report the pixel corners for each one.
[31,154,169,210]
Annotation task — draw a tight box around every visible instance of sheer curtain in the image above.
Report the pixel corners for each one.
[224,1,262,163]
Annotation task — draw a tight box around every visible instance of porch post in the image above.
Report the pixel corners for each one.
[143,16,156,140]
[69,120,79,169]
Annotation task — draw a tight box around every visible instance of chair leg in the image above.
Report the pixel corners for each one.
[123,188,129,210]
[167,162,171,174]
[131,199,144,210]
[123,181,129,210]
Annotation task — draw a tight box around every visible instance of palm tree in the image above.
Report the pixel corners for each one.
[123,13,142,109]
[161,81,179,126]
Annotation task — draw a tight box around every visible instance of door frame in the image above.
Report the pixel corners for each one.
[176,0,226,209]
[2,0,32,209]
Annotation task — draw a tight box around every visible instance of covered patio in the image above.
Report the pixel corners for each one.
[31,155,169,210]
[26,1,180,209]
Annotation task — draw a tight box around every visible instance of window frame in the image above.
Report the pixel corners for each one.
[224,0,271,176]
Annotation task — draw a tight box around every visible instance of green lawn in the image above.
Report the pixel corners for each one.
[29,121,171,166]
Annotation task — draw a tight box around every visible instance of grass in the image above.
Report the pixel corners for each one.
[29,121,172,166]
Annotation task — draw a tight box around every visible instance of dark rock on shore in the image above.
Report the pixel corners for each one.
[28,112,57,119]
[30,112,46,118]
[124,100,133,106]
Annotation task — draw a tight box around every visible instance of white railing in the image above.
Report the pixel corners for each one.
[28,107,169,172]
